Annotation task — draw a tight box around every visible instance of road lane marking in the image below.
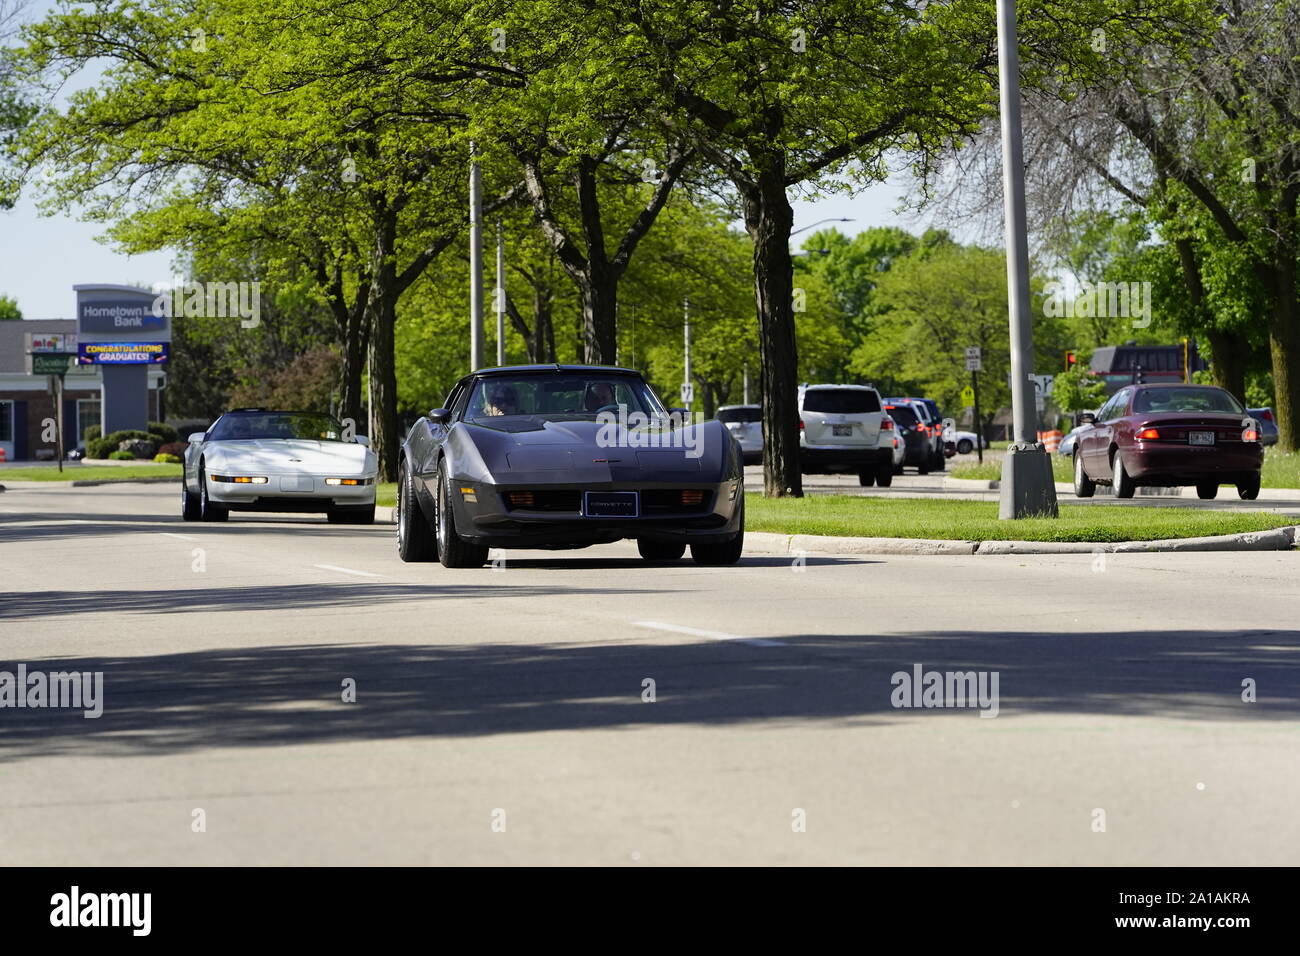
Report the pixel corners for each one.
[160,532,199,541]
[634,620,784,647]
[313,563,383,578]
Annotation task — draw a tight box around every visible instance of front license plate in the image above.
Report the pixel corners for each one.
[279,475,314,492]
[832,424,852,436]
[1189,431,1215,446]
[584,491,639,517]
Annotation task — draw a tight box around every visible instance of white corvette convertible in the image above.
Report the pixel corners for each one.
[181,409,378,523]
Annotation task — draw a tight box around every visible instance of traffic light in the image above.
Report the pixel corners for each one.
[1064,350,1076,372]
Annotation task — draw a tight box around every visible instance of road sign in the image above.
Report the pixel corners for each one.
[679,382,694,404]
[964,346,982,372]
[960,385,975,407]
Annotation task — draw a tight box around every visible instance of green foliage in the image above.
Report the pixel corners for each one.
[0,293,20,319]
[153,452,182,464]
[1052,367,1108,413]
[147,421,178,444]
[107,450,136,460]
[89,429,154,459]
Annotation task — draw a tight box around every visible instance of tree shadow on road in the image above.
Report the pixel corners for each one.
[1,619,1295,762]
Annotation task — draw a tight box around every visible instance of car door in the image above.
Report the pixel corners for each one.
[1092,388,1130,479]
[1080,394,1113,475]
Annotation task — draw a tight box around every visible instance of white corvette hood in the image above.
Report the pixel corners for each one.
[205,439,375,476]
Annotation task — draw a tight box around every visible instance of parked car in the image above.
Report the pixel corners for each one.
[1056,425,1086,458]
[885,396,945,471]
[1248,407,1279,447]
[798,384,894,487]
[944,430,988,456]
[397,365,745,567]
[1072,384,1264,500]
[716,404,762,463]
[182,408,378,523]
[882,402,931,474]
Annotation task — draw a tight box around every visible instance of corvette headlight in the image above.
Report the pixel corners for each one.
[211,475,268,484]
[324,477,374,486]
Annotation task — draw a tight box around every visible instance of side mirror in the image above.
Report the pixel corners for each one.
[355,435,371,448]
[429,408,452,425]
[1078,413,1096,425]
[188,432,206,443]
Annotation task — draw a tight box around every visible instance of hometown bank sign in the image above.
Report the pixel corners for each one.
[77,300,168,333]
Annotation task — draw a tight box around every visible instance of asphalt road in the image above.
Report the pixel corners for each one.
[1,482,1298,865]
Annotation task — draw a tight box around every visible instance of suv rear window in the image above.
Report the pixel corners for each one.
[802,389,880,414]
[884,404,919,426]
[717,407,761,424]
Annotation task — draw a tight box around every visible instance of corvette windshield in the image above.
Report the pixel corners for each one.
[465,375,664,423]
[209,412,347,441]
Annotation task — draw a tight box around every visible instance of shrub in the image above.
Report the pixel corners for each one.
[148,421,178,444]
[108,450,135,460]
[157,441,188,458]
[154,453,182,464]
[87,429,154,459]
[84,424,102,444]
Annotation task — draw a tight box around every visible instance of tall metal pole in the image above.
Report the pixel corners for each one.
[996,0,1057,518]
[495,218,505,367]
[743,364,750,405]
[683,297,691,409]
[469,143,485,370]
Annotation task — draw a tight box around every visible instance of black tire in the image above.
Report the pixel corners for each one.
[1237,474,1261,500]
[875,467,893,488]
[931,449,945,472]
[858,469,876,487]
[1073,450,1096,498]
[638,539,686,561]
[1111,451,1136,499]
[198,463,229,522]
[181,479,200,521]
[956,439,973,455]
[328,503,376,524]
[396,463,436,562]
[917,458,930,475]
[690,496,744,566]
[436,461,488,569]
[1196,482,1219,500]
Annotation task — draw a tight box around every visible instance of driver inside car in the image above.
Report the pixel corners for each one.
[584,383,616,412]
[484,384,521,417]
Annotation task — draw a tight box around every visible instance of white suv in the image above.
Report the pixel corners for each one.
[798,384,895,486]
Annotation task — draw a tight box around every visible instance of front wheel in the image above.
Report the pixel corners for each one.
[198,464,229,522]
[1073,450,1096,498]
[690,497,744,566]
[396,463,436,562]
[1196,482,1219,500]
[436,462,488,568]
[638,539,686,561]
[181,480,200,520]
[956,439,973,455]
[1238,474,1261,500]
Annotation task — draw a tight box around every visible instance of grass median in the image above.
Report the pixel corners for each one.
[951,446,1300,488]
[0,463,182,481]
[746,495,1294,542]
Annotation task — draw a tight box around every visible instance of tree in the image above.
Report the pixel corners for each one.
[0,293,19,319]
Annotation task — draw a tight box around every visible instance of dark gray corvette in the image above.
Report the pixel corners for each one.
[396,365,745,568]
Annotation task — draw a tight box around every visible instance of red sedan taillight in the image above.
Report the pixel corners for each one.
[1136,427,1160,440]
[1243,426,1260,442]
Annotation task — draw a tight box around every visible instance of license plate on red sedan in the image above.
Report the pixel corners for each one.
[1189,431,1215,445]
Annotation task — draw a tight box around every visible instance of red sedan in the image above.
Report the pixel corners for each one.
[1073,384,1264,500]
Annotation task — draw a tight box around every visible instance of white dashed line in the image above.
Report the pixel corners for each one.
[634,620,784,647]
[160,532,199,541]
[313,564,383,578]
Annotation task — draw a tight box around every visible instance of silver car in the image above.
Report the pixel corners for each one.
[716,404,762,463]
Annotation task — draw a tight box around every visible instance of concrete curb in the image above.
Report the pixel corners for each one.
[71,477,179,487]
[749,526,1295,556]
[946,474,1298,501]
[377,506,395,523]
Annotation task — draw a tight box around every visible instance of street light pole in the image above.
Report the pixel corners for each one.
[996,0,1057,519]
[495,218,505,367]
[469,143,484,370]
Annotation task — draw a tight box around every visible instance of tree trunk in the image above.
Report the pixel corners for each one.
[1268,257,1300,452]
[368,210,401,482]
[742,161,802,497]
[583,269,618,365]
[1202,327,1247,405]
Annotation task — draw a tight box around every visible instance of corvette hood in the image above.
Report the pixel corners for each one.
[205,439,374,475]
